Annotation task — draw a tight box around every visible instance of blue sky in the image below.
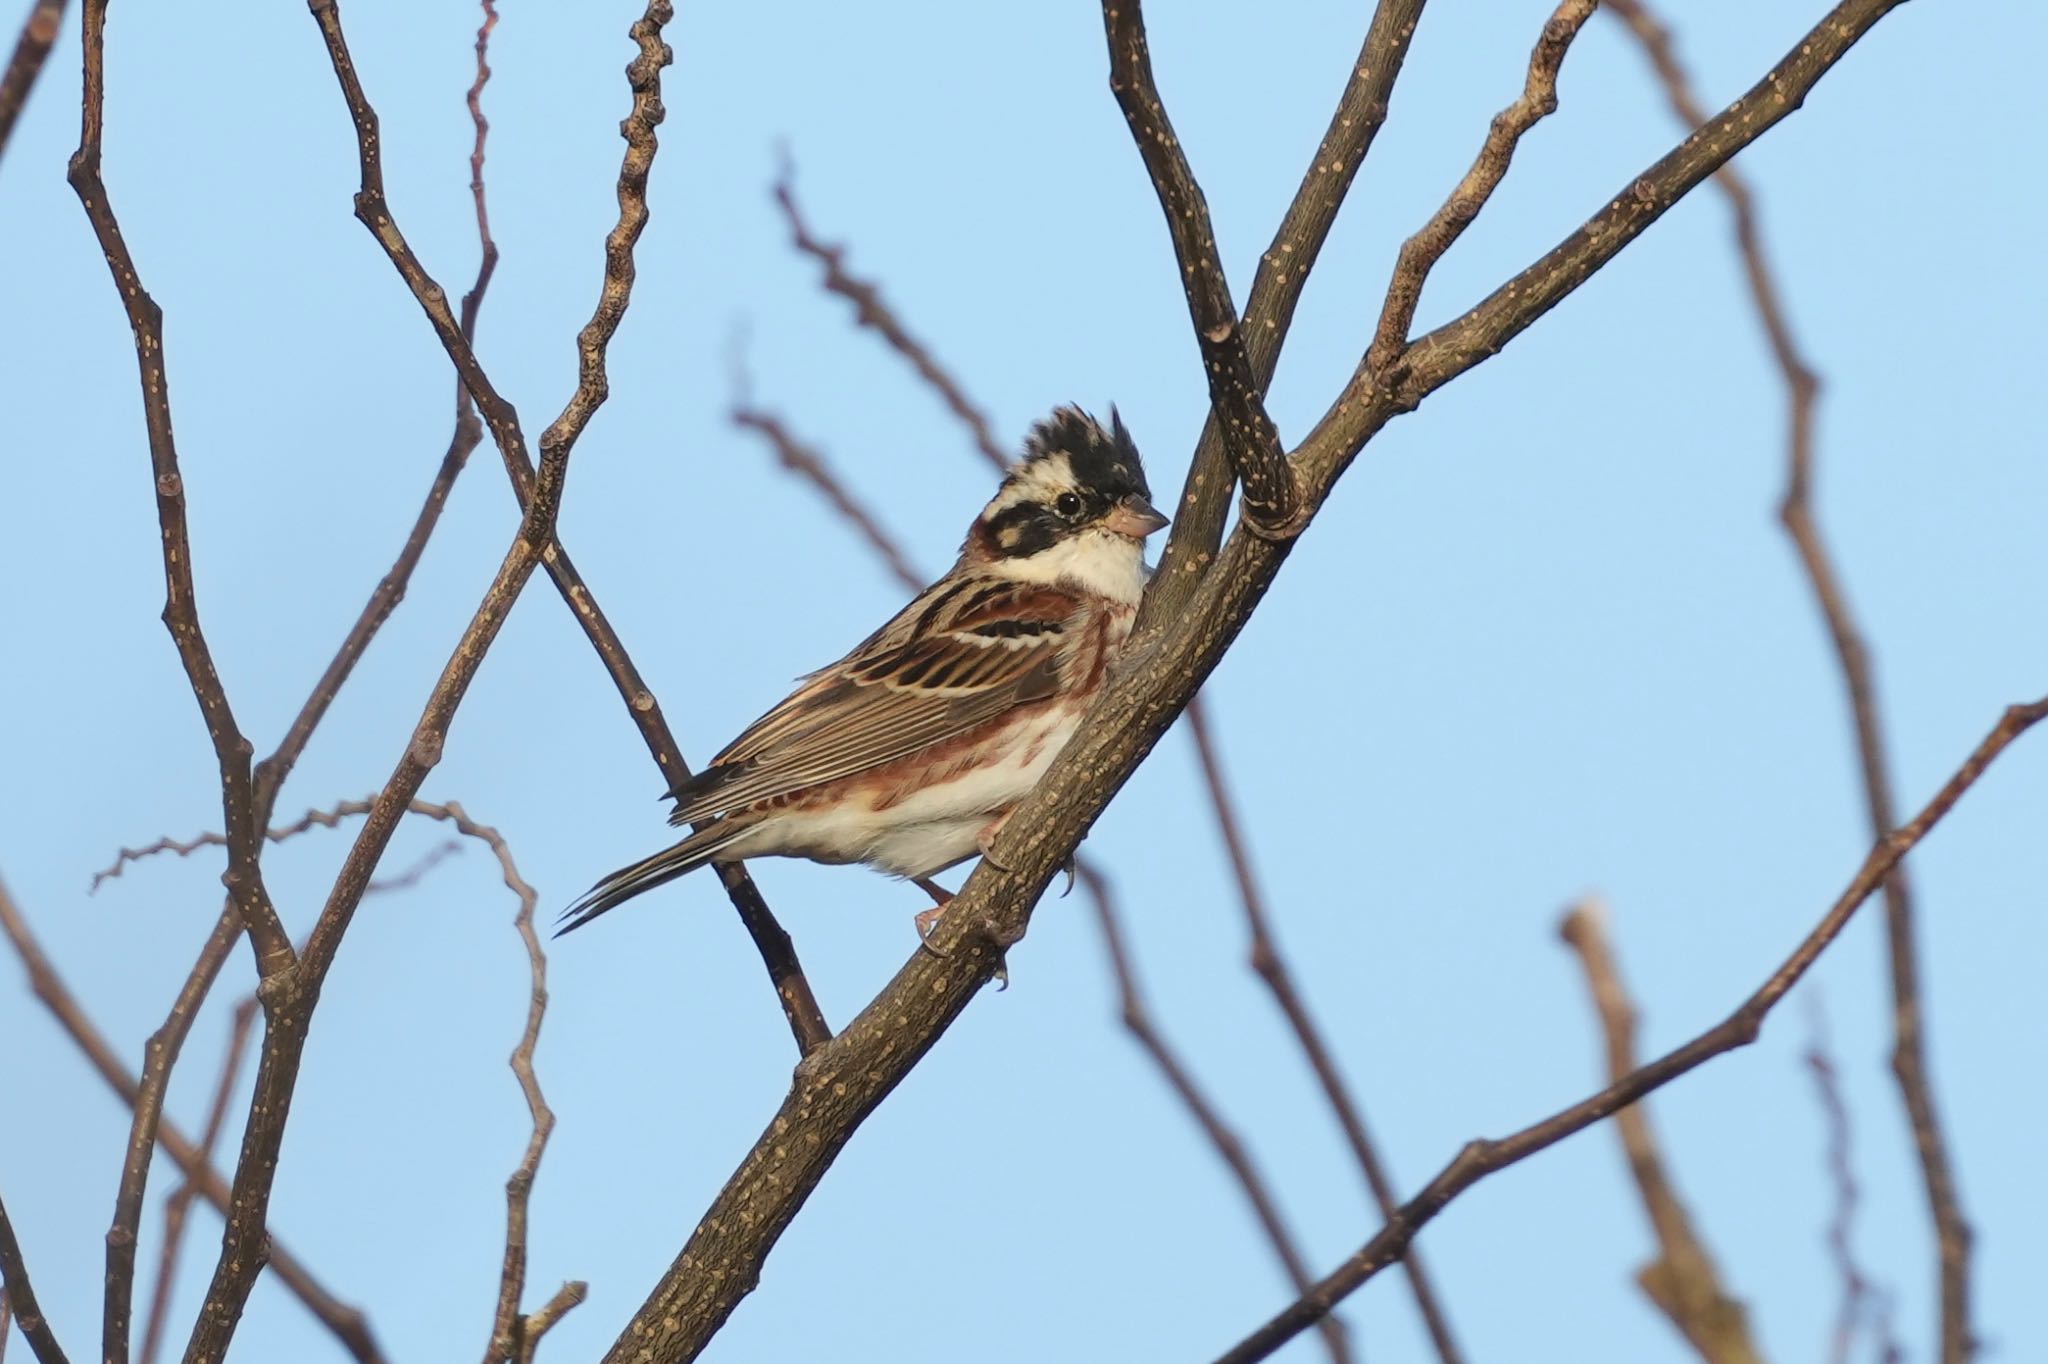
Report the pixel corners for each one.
[3,1,2043,1362]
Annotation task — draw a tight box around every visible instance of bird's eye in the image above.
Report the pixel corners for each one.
[1054,492,1083,519]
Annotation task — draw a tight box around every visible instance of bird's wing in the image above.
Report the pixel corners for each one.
[667,574,1086,826]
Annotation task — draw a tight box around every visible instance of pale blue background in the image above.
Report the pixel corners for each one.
[3,2,2043,1361]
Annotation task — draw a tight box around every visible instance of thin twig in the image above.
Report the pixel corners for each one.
[1100,0,1298,536]
[1214,696,2048,1364]
[446,797,576,1364]
[1804,998,1902,1364]
[1187,703,1465,1364]
[728,399,926,594]
[1559,899,1764,1364]
[0,0,65,162]
[137,1001,257,1364]
[770,160,1010,473]
[1367,0,1597,377]
[0,880,383,1361]
[1078,865,1353,1364]
[1601,5,1974,1358]
[0,1193,71,1364]
[86,796,572,1364]
[365,840,464,895]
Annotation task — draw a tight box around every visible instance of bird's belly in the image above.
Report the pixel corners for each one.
[745,704,1080,879]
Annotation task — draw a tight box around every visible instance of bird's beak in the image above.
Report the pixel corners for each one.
[1103,494,1170,540]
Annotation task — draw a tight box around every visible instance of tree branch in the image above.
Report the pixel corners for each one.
[1559,899,1764,1364]
[1138,0,1427,630]
[137,1000,256,1364]
[312,0,828,1057]
[1214,695,2045,1364]
[770,162,1009,473]
[0,879,383,1362]
[602,2,1918,1357]
[1365,0,1598,375]
[0,1195,69,1364]
[1101,0,1297,537]
[175,7,678,1357]
[1187,703,1464,1364]
[1078,864,1353,1364]
[1803,1000,1902,1364]
[1601,4,1975,1357]
[0,0,64,163]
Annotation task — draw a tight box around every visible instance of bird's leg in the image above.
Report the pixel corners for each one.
[975,813,1016,872]
[912,877,954,948]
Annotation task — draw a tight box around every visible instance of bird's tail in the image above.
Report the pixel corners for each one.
[556,820,755,936]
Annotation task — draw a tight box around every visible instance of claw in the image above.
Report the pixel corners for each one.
[975,816,1016,872]
[1058,856,1077,898]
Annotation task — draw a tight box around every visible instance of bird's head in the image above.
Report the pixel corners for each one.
[965,406,1168,599]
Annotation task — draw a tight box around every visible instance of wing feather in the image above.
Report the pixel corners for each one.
[668,575,1083,826]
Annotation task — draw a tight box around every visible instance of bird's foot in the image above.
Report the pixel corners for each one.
[912,877,954,957]
[975,816,1017,872]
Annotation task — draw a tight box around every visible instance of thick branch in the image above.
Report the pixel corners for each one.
[1215,697,2045,1363]
[603,2,1915,1357]
[1603,4,1973,1357]
[1559,900,1764,1364]
[1101,0,1297,535]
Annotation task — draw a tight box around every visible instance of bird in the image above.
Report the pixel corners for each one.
[557,404,1168,939]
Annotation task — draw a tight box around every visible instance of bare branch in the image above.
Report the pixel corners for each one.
[770,161,1010,473]
[174,9,681,1356]
[604,5,1919,1356]
[1559,899,1764,1364]
[1366,0,1598,376]
[67,3,292,981]
[1215,696,2047,1364]
[1100,0,1298,537]
[1078,865,1353,1364]
[517,1282,587,1364]
[0,1196,69,1364]
[446,798,567,1364]
[0,0,64,163]
[1602,4,1975,1357]
[310,0,827,1058]
[365,840,464,895]
[1187,703,1464,1364]
[138,1001,257,1364]
[1140,0,1427,628]
[729,393,926,593]
[1804,1000,1902,1364]
[0,880,383,1361]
